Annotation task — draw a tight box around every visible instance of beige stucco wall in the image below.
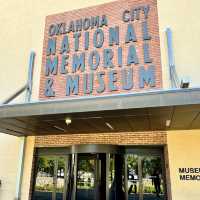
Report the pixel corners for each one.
[1,0,200,103]
[167,130,200,200]
[0,1,200,200]
[0,134,34,200]
[0,133,20,200]
[21,136,35,200]
[0,0,114,103]
[157,0,200,88]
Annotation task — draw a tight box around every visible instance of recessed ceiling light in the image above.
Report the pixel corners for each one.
[105,122,114,130]
[65,117,72,125]
[166,119,171,127]
[53,125,65,132]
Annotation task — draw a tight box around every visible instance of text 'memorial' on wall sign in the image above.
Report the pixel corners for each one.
[39,0,162,99]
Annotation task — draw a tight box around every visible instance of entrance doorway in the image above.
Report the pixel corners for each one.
[76,153,106,200]
[126,154,165,200]
[32,155,69,200]
[32,145,167,200]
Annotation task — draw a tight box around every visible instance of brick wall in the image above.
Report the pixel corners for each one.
[35,131,167,147]
[33,131,171,199]
[39,0,162,99]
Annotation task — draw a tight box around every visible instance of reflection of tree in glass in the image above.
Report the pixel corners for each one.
[127,155,138,174]
[37,157,45,170]
[57,157,65,176]
[37,156,55,176]
[78,159,95,172]
[142,157,162,177]
[109,156,114,182]
[58,157,65,168]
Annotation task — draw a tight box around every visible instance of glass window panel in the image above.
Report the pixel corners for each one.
[33,156,55,200]
[76,154,95,200]
[142,156,164,200]
[56,157,66,200]
[127,154,139,200]
[109,154,116,200]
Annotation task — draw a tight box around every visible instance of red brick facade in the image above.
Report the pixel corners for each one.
[35,1,169,196]
[33,132,171,200]
[35,131,167,147]
[39,0,162,100]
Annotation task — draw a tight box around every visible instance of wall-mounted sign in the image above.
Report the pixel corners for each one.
[39,0,162,100]
[179,168,200,181]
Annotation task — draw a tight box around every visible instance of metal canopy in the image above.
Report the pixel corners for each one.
[0,88,200,136]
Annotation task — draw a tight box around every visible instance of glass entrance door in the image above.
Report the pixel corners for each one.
[32,155,70,200]
[76,153,107,200]
[76,154,96,200]
[126,153,166,200]
[32,145,167,200]
[32,145,122,200]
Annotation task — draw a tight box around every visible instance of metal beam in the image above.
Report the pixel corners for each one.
[0,88,200,119]
[166,28,180,88]
[25,51,35,102]
[2,85,27,104]
[2,51,35,105]
[14,137,26,200]
[14,51,35,200]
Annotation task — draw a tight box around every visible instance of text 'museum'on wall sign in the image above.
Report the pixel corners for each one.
[39,0,162,100]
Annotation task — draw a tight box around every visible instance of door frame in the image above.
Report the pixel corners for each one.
[32,145,167,200]
[75,153,109,200]
[124,146,167,200]
[32,148,71,200]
